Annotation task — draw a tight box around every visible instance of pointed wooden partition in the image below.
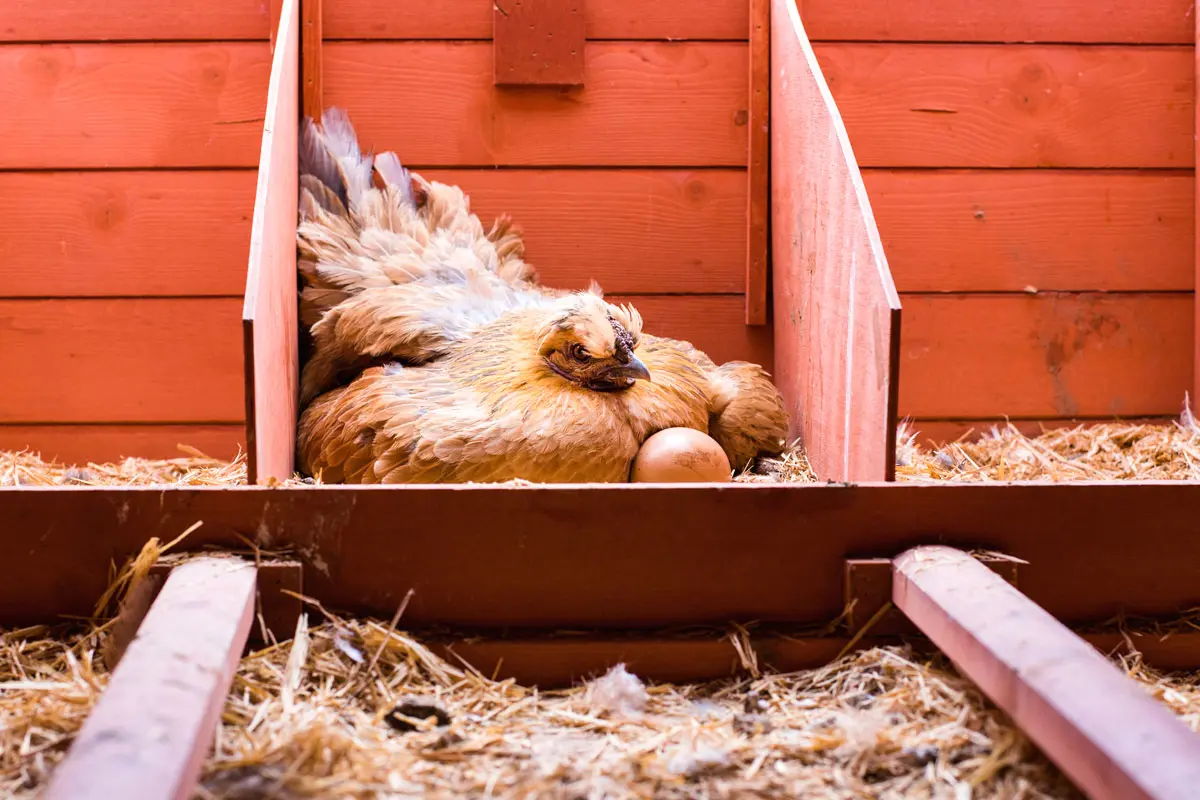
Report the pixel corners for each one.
[243,0,300,485]
[771,0,901,481]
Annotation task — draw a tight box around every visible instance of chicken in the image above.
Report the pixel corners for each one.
[295,108,789,482]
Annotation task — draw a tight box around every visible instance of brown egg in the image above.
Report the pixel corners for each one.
[630,427,732,483]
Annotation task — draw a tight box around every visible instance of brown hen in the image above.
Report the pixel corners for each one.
[295,108,789,482]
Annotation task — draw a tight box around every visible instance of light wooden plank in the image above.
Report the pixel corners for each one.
[0,425,244,464]
[322,41,748,166]
[894,545,1200,800]
[802,0,1193,45]
[866,170,1194,293]
[420,169,747,294]
[814,44,1193,168]
[243,0,300,485]
[494,0,586,86]
[900,293,1192,420]
[0,171,256,297]
[771,0,902,482]
[43,558,257,800]
[0,299,245,423]
[745,0,769,324]
[322,0,747,41]
[2,0,272,42]
[0,43,271,169]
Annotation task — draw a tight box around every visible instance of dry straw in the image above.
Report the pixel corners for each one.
[5,418,1200,797]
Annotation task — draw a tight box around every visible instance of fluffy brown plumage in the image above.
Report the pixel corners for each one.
[295,108,789,483]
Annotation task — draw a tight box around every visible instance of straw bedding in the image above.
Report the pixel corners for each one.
[5,420,1200,797]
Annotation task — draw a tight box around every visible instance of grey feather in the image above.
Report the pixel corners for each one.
[298,116,347,209]
[315,107,374,214]
[374,151,415,207]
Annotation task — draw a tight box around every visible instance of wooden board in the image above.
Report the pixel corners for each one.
[0,425,244,464]
[494,0,586,86]
[801,1,1193,45]
[0,171,257,297]
[10,483,1200,636]
[744,0,769,324]
[43,558,257,800]
[866,170,1194,293]
[900,294,1191,419]
[301,0,322,116]
[0,43,271,169]
[901,418,1175,448]
[322,42,748,166]
[321,0,748,41]
[893,546,1200,800]
[243,0,300,485]
[2,0,273,42]
[421,169,747,294]
[771,0,901,482]
[813,44,1193,168]
[0,299,245,423]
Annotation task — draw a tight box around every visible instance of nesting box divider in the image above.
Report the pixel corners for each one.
[770,0,901,482]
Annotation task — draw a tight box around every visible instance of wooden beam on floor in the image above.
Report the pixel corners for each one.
[43,558,257,800]
[893,545,1200,800]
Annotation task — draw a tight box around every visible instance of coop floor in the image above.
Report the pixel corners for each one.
[5,418,1200,486]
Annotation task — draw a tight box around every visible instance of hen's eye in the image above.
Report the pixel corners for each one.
[570,344,590,361]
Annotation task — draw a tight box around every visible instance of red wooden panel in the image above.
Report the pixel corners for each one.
[894,546,1200,800]
[901,418,1173,448]
[3,0,272,42]
[771,0,901,482]
[814,44,1193,169]
[744,0,769,324]
[243,0,300,485]
[1194,8,1200,414]
[801,0,1193,45]
[901,294,1192,419]
[866,170,1194,293]
[0,43,271,169]
[43,559,257,800]
[0,425,244,464]
[0,171,256,298]
[420,169,747,294]
[301,0,322,117]
[0,299,244,423]
[322,0,747,41]
[322,42,748,166]
[494,0,586,86]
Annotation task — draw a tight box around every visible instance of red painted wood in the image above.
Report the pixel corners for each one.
[745,0,769,324]
[771,0,901,481]
[43,558,257,800]
[302,0,322,118]
[243,0,300,485]
[3,0,273,42]
[494,0,586,86]
[0,425,244,464]
[894,545,1200,800]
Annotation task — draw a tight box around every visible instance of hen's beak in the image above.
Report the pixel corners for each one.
[606,355,652,383]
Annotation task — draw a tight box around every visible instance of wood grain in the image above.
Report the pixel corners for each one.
[900,294,1192,419]
[11,483,1200,635]
[802,0,1193,45]
[894,546,1200,800]
[745,0,769,324]
[243,0,300,485]
[772,0,901,482]
[322,0,747,41]
[901,418,1175,448]
[301,0,322,117]
[3,0,272,42]
[866,170,1194,293]
[0,299,245,423]
[0,425,244,463]
[610,296,773,367]
[0,171,256,297]
[322,42,748,166]
[494,0,586,86]
[0,43,271,169]
[43,559,257,800]
[814,44,1194,168]
[421,169,747,294]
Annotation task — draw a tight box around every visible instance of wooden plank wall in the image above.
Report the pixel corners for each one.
[0,2,274,462]
[802,1,1196,443]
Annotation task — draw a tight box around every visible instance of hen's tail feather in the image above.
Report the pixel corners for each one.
[374,151,415,207]
[298,115,348,210]
[311,107,374,214]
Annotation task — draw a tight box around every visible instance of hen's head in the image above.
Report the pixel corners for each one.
[537,291,650,392]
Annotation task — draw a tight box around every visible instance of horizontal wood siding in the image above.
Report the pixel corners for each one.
[807,13,1195,439]
[0,24,270,460]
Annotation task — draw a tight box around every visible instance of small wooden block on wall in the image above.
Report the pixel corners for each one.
[494,0,586,86]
